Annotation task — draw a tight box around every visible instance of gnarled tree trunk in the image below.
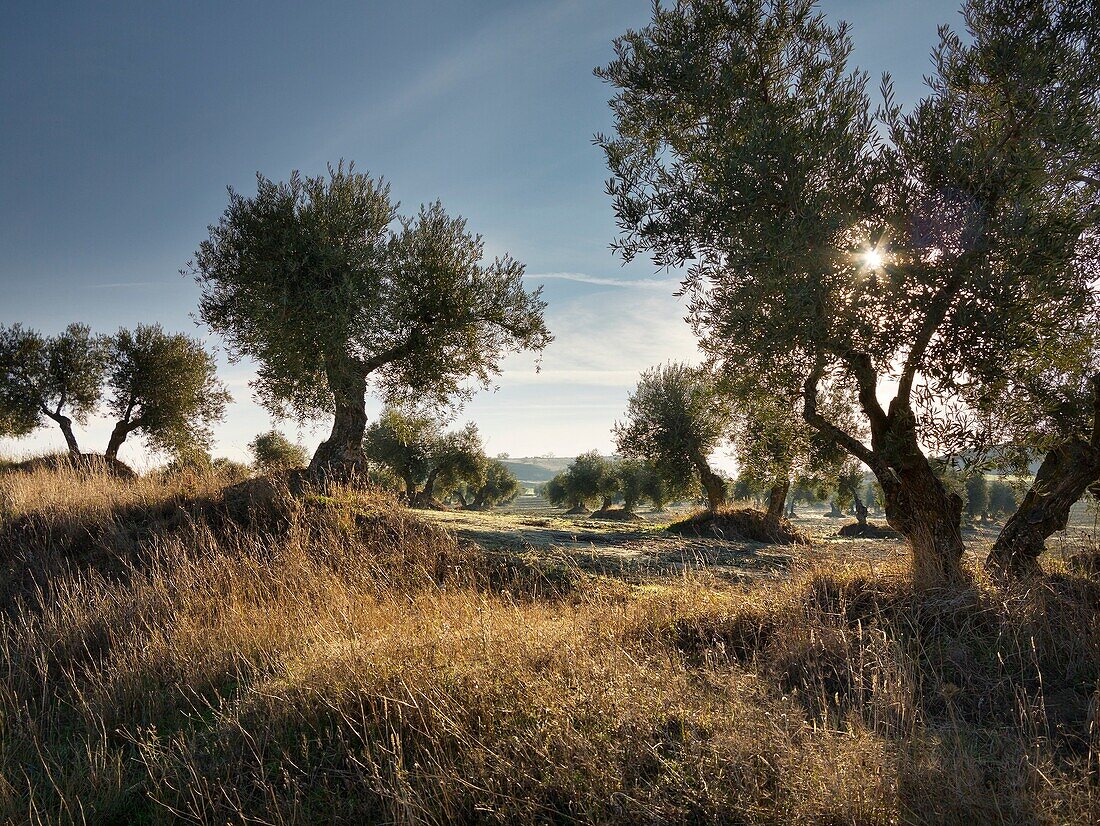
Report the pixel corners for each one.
[988,373,1100,577]
[59,418,80,456]
[410,468,441,509]
[105,419,139,461]
[987,440,1100,576]
[691,451,726,512]
[309,366,368,479]
[804,348,968,588]
[874,410,966,588]
[764,477,789,526]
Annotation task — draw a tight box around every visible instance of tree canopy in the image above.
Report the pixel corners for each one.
[103,325,230,461]
[0,323,108,454]
[189,163,551,476]
[249,430,309,474]
[363,407,487,507]
[0,322,226,463]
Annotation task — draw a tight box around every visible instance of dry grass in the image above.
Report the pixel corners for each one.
[0,465,1097,824]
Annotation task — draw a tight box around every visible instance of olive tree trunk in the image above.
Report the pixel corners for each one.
[691,451,727,512]
[806,371,966,588]
[309,367,368,479]
[873,412,966,588]
[104,419,141,461]
[410,468,441,509]
[42,409,82,456]
[988,374,1100,576]
[764,478,789,526]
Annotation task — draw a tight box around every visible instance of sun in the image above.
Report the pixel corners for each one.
[862,248,884,269]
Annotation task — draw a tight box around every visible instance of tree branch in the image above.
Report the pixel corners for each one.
[803,361,876,468]
[897,274,964,407]
[1091,372,1100,450]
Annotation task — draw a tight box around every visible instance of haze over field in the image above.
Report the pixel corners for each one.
[1,0,958,465]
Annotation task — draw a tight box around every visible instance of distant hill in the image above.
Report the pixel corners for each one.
[500,456,575,485]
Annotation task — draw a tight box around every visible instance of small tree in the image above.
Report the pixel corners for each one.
[363,408,486,507]
[616,459,648,514]
[543,473,572,509]
[568,451,616,512]
[615,363,732,511]
[189,164,551,479]
[249,430,308,474]
[544,452,616,513]
[103,325,230,461]
[965,475,990,521]
[468,460,520,510]
[417,423,485,508]
[988,481,1018,518]
[0,323,108,455]
[363,408,436,500]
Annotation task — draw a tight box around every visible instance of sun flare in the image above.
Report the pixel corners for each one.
[862,248,884,269]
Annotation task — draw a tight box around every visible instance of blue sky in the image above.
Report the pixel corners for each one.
[1,0,960,465]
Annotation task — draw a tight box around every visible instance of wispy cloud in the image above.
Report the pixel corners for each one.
[84,281,166,289]
[321,0,587,158]
[526,271,680,291]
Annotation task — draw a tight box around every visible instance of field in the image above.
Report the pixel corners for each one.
[1,464,1099,824]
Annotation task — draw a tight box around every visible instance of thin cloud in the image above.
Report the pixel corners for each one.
[526,271,679,290]
[84,281,165,289]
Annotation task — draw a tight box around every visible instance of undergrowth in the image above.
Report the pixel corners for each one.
[0,464,1096,824]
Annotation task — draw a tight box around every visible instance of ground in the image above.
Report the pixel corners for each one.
[423,496,1099,583]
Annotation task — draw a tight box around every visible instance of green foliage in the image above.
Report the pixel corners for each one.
[544,451,617,511]
[248,431,308,473]
[988,480,1018,516]
[362,408,438,494]
[363,408,487,504]
[467,460,521,509]
[615,363,730,487]
[616,458,647,513]
[0,323,108,448]
[598,0,1100,580]
[104,324,230,458]
[428,423,487,501]
[188,163,551,465]
[965,475,990,519]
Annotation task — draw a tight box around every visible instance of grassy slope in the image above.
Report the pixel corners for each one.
[0,466,1098,824]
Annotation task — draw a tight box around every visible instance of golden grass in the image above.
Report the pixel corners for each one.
[0,464,1097,824]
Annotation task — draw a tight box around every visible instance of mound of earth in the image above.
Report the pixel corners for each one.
[590,508,647,522]
[1,452,137,479]
[837,521,900,539]
[668,508,810,545]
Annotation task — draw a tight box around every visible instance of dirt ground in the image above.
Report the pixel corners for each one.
[422,497,1100,583]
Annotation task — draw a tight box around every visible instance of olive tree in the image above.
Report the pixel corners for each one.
[189,163,551,478]
[614,363,731,511]
[544,451,616,513]
[248,430,308,473]
[465,460,521,510]
[103,325,230,461]
[597,0,1100,586]
[363,407,486,508]
[0,323,108,454]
